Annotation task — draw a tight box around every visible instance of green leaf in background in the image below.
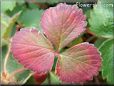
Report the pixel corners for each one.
[95,38,107,48]
[99,39,114,84]
[6,54,32,84]
[89,1,113,38]
[3,11,21,40]
[1,45,32,84]
[28,3,40,9]
[15,0,25,5]
[6,54,22,73]
[15,70,33,84]
[6,2,26,17]
[1,0,16,12]
[99,0,114,4]
[1,13,10,46]
[49,72,60,84]
[42,72,60,85]
[67,36,83,48]
[18,9,44,28]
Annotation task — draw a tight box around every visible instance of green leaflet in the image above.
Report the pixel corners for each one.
[99,39,114,84]
[89,1,113,38]
[18,9,44,28]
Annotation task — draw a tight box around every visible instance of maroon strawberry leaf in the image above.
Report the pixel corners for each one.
[11,28,55,74]
[56,42,101,83]
[11,3,102,84]
[41,3,86,50]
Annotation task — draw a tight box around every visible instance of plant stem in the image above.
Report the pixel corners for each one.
[94,76,99,84]
[3,42,11,74]
[22,72,34,84]
[47,72,51,84]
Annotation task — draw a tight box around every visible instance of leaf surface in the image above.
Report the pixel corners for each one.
[11,28,55,73]
[41,3,86,50]
[56,42,101,83]
[99,39,114,84]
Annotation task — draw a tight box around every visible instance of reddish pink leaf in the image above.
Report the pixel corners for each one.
[11,28,55,73]
[56,42,101,83]
[41,3,86,50]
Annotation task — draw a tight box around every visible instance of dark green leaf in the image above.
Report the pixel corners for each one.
[99,39,114,84]
[25,76,36,84]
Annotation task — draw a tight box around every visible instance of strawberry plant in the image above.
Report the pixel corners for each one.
[1,0,113,85]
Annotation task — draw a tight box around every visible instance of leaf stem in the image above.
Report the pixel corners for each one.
[47,72,51,84]
[21,72,34,84]
[94,76,99,84]
[3,41,11,74]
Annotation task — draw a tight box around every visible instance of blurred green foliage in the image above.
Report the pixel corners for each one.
[18,9,43,28]
[89,0,113,38]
